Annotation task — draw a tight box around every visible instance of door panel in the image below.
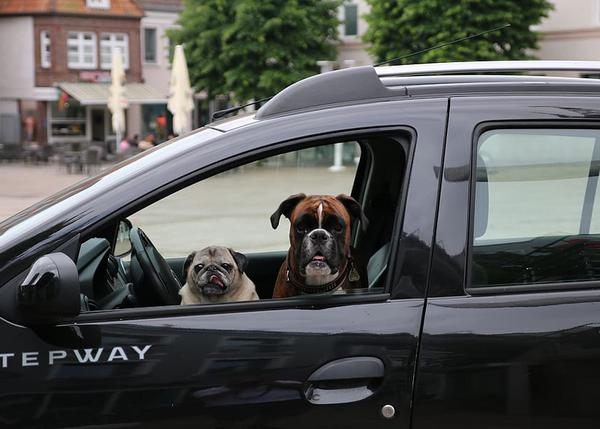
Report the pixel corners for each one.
[0,301,421,428]
[415,292,600,429]
[0,98,450,427]
[91,109,105,142]
[414,96,600,428]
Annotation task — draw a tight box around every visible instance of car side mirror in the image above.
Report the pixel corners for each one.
[115,219,133,257]
[18,252,80,325]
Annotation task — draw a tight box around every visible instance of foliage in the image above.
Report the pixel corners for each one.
[168,0,232,99]
[169,0,341,102]
[363,0,553,65]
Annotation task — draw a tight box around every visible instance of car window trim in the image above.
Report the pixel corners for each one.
[73,292,392,323]
[579,136,600,234]
[73,127,414,318]
[466,121,600,296]
[467,280,600,296]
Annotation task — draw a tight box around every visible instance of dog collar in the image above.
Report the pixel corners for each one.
[286,256,358,294]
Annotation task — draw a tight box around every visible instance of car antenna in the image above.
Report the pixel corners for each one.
[212,24,510,121]
[211,97,272,121]
[374,23,511,67]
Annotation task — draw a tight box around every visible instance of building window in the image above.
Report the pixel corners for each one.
[67,32,97,69]
[40,30,51,68]
[144,28,157,63]
[50,96,87,138]
[100,33,129,69]
[142,104,168,141]
[344,4,358,36]
[87,0,110,9]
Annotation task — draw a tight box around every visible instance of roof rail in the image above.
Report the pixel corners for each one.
[375,60,600,77]
[256,66,401,120]
[256,61,600,120]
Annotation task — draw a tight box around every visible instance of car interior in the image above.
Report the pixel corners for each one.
[74,132,410,311]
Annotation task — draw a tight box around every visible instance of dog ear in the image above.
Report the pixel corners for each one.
[228,248,248,274]
[336,194,369,232]
[270,193,306,229]
[183,251,196,280]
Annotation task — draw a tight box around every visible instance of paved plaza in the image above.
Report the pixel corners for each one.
[0,163,87,221]
[0,162,357,258]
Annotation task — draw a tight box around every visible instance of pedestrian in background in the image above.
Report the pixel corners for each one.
[129,134,139,148]
[138,134,156,151]
[118,135,131,153]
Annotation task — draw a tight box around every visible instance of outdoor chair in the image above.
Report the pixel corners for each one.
[0,143,23,162]
[82,146,103,175]
[58,151,81,174]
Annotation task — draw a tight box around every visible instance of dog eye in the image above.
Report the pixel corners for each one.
[194,264,204,273]
[295,223,305,233]
[222,263,232,271]
[334,223,343,232]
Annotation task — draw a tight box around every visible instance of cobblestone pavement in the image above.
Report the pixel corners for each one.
[0,163,88,221]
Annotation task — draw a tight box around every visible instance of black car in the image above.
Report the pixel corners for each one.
[2,60,600,428]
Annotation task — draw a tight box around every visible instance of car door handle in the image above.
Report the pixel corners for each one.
[304,357,384,405]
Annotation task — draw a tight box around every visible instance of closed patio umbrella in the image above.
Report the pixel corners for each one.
[107,47,128,153]
[168,45,194,135]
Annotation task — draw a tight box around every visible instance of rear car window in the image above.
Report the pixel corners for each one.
[471,128,600,289]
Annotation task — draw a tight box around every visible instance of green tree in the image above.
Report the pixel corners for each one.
[364,0,553,65]
[168,0,233,99]
[169,0,341,102]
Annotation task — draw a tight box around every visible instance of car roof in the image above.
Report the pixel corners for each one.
[253,61,600,121]
[207,112,257,132]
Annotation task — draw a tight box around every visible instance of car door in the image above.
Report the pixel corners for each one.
[0,98,448,428]
[413,96,600,428]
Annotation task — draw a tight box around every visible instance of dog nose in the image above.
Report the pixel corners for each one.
[309,229,329,243]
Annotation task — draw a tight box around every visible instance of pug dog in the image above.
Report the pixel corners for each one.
[179,246,259,305]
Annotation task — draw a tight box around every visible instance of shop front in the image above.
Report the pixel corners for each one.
[141,103,173,142]
[50,82,166,152]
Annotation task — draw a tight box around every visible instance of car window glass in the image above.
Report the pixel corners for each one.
[472,128,600,289]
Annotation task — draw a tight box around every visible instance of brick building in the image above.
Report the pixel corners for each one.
[0,0,165,152]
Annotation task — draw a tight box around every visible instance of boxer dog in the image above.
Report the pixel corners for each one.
[179,246,259,304]
[270,193,369,298]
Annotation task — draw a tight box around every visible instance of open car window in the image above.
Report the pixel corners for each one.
[77,133,408,310]
[130,143,361,256]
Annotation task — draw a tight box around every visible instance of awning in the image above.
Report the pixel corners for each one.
[57,82,166,105]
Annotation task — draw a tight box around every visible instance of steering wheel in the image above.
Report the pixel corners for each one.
[129,227,181,305]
